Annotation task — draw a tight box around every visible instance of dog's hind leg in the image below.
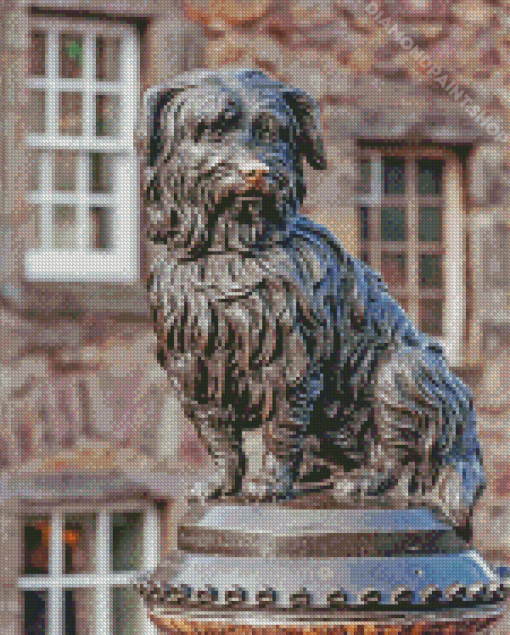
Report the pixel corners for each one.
[331,347,438,505]
[243,416,305,501]
[188,409,246,501]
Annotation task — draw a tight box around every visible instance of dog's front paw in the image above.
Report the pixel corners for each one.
[188,472,239,503]
[423,465,468,529]
[241,472,295,502]
[241,478,279,502]
[332,477,367,503]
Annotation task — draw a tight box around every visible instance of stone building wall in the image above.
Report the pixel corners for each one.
[2,0,510,631]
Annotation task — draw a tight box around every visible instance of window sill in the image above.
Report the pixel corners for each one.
[25,249,138,283]
[10,250,149,317]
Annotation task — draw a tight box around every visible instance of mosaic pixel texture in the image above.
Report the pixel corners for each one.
[4,0,510,633]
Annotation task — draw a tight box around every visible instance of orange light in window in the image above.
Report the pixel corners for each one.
[65,529,80,548]
[34,521,50,542]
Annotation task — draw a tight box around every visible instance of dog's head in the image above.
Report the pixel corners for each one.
[142,68,327,254]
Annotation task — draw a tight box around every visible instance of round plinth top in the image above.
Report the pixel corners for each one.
[177,503,467,558]
[185,504,453,533]
[139,503,507,632]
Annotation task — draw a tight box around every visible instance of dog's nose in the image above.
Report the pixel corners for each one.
[238,160,270,190]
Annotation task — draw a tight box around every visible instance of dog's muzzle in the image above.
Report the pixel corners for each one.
[237,159,270,192]
[229,159,270,221]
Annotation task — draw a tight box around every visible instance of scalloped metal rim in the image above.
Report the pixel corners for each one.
[137,581,508,610]
[147,603,505,627]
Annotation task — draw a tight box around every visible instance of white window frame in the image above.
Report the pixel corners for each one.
[19,501,159,635]
[25,17,139,283]
[358,147,465,366]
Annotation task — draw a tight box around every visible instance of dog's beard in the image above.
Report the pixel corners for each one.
[152,170,293,255]
[208,192,282,253]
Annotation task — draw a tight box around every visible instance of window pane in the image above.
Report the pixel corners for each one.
[419,254,443,288]
[90,207,113,250]
[96,95,121,137]
[90,153,114,192]
[112,586,139,635]
[418,159,443,197]
[64,589,96,635]
[381,253,406,287]
[26,204,42,249]
[28,149,42,192]
[419,299,443,336]
[54,150,78,191]
[64,514,97,574]
[96,36,121,81]
[358,159,371,195]
[59,33,83,78]
[383,157,405,195]
[53,205,77,249]
[359,206,370,242]
[381,207,406,241]
[28,90,46,134]
[24,517,50,575]
[29,31,46,76]
[24,590,47,635]
[59,93,83,136]
[112,512,143,572]
[419,207,442,242]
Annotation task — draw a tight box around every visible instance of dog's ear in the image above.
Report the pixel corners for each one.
[141,86,187,204]
[282,89,328,170]
[143,86,187,168]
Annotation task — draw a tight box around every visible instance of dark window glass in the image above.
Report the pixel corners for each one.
[90,154,114,193]
[54,150,78,191]
[95,95,120,137]
[64,589,96,635]
[64,514,96,574]
[24,590,47,635]
[96,36,121,81]
[90,207,113,250]
[59,33,83,79]
[29,32,46,76]
[359,207,370,241]
[419,254,443,288]
[419,207,442,242]
[359,159,371,194]
[112,586,138,635]
[24,517,50,575]
[418,158,443,196]
[59,93,83,136]
[112,512,143,572]
[381,207,406,241]
[383,157,405,195]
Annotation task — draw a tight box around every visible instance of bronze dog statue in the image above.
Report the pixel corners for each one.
[143,68,484,536]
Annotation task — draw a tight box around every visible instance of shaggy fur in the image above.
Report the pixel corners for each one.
[143,68,484,534]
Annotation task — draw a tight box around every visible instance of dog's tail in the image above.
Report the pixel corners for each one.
[415,343,485,535]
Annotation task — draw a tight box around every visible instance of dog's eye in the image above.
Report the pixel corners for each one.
[254,115,279,143]
[193,122,224,144]
[209,126,224,142]
[208,116,230,143]
[194,120,208,143]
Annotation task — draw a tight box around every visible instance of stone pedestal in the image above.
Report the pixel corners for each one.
[137,499,507,634]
